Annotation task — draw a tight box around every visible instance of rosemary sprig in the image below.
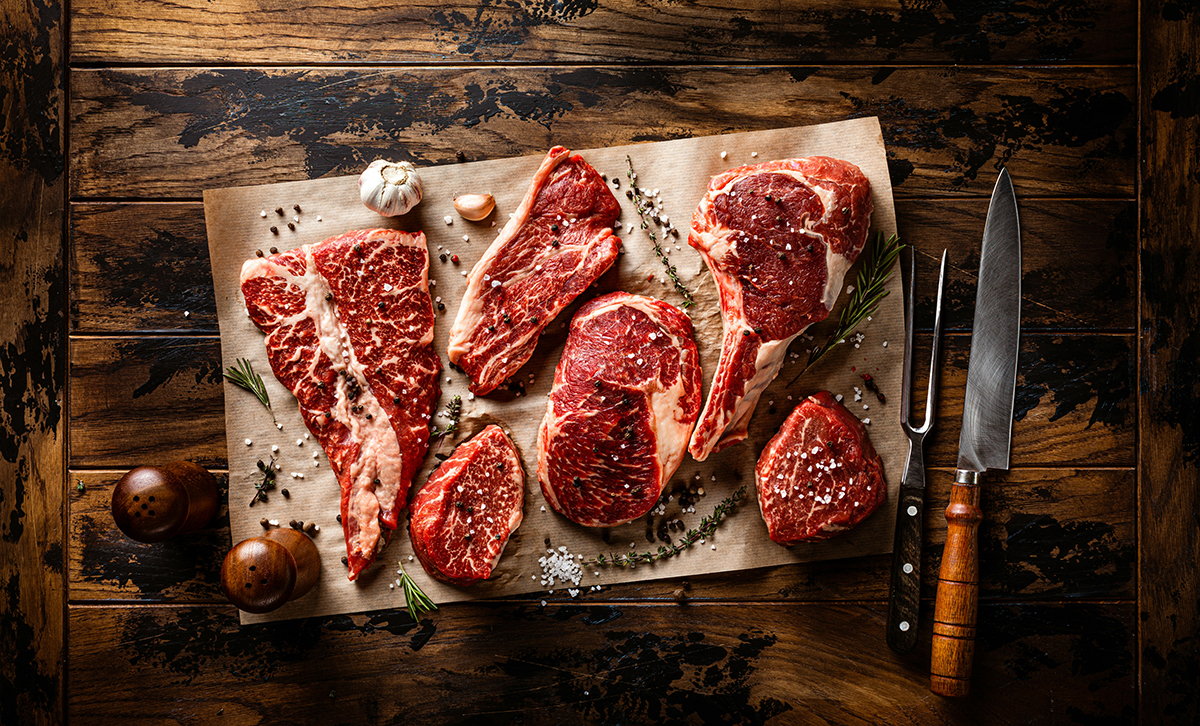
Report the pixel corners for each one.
[429,394,462,442]
[789,232,904,386]
[586,485,747,567]
[626,156,694,308]
[223,357,275,422]
[397,560,438,622]
[248,457,277,506]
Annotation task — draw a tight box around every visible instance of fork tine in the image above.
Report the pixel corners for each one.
[900,245,916,429]
[915,250,949,435]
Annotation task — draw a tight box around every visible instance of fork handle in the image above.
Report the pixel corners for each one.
[886,442,926,652]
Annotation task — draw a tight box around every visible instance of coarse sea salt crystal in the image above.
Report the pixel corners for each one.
[244,438,252,446]
[444,216,453,225]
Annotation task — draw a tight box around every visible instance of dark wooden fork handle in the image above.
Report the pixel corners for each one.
[886,446,927,653]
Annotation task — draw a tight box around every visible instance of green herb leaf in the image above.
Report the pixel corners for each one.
[586,485,747,567]
[397,561,438,622]
[626,156,694,308]
[789,232,904,386]
[429,394,462,442]
[223,358,275,422]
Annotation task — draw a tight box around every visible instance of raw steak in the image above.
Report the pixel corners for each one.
[538,292,701,527]
[755,391,886,544]
[240,229,441,580]
[408,425,524,586]
[687,156,873,460]
[448,146,622,395]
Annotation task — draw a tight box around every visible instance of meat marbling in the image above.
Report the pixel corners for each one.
[687,156,873,460]
[240,229,440,580]
[755,391,886,543]
[447,146,622,395]
[408,424,524,586]
[538,292,701,527]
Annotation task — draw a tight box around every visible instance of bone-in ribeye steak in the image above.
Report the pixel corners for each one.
[755,391,886,544]
[240,229,441,580]
[538,292,701,527]
[448,146,622,395]
[687,156,873,461]
[408,424,524,586]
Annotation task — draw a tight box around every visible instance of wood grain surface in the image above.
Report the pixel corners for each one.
[69,0,1137,66]
[1139,0,1200,720]
[10,0,1189,720]
[0,0,66,721]
[68,601,1135,725]
[68,66,1136,199]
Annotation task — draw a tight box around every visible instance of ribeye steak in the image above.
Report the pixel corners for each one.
[240,229,441,580]
[687,156,873,460]
[408,424,524,586]
[755,391,886,544]
[538,292,701,527]
[448,146,622,395]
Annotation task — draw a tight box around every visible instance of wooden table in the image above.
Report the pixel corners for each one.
[3,1,1197,722]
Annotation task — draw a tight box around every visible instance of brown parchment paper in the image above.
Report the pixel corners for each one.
[205,116,905,624]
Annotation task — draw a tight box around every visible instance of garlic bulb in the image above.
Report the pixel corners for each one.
[359,160,422,217]
[454,193,495,221]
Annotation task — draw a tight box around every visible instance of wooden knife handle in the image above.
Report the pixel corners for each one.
[930,469,983,697]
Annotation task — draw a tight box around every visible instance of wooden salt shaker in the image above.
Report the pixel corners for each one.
[221,528,321,614]
[111,461,220,543]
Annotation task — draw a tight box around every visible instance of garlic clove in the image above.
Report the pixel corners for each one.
[454,193,496,222]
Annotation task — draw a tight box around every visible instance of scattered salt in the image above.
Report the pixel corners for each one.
[444,216,453,225]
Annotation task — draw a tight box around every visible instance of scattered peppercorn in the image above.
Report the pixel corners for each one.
[275,207,284,215]
[287,222,296,231]
[451,255,459,263]
[337,514,342,523]
[325,292,332,301]
[341,556,348,565]
[293,204,302,213]
[270,227,279,235]
[255,249,264,257]
[439,253,447,262]
[260,518,269,528]
[551,239,560,247]
[437,302,445,311]
[270,246,278,253]
[281,488,290,498]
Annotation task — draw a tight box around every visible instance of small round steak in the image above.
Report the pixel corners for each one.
[408,425,524,586]
[755,390,886,544]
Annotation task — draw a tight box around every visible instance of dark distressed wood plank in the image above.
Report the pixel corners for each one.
[68,470,229,602]
[68,468,1133,604]
[70,0,1137,66]
[1140,0,1200,720]
[69,199,1138,336]
[68,602,1135,724]
[68,332,1133,467]
[0,0,65,720]
[68,66,1136,200]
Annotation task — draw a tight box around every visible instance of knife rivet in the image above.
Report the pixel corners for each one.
[899,621,910,632]
[903,563,914,574]
[907,505,918,516]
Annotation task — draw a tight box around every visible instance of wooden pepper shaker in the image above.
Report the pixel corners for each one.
[221,528,321,614]
[111,461,220,543]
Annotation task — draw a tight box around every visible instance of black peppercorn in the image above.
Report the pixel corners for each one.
[275,207,284,215]
[281,488,290,498]
[437,302,445,311]
[293,204,302,213]
[270,246,278,253]
[287,222,295,231]
[270,227,279,235]
[255,249,264,257]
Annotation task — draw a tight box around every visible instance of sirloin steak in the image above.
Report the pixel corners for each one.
[755,391,886,544]
[687,157,873,460]
[240,229,440,580]
[538,292,701,527]
[448,146,622,395]
[408,424,524,586]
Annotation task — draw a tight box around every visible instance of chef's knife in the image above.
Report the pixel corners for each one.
[930,168,1021,697]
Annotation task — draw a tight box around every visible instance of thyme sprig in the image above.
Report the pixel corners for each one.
[586,485,747,567]
[224,357,275,422]
[249,457,277,506]
[429,395,462,442]
[789,232,904,386]
[626,156,694,308]
[397,560,438,622]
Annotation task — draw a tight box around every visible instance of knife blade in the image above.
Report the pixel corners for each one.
[930,168,1021,697]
